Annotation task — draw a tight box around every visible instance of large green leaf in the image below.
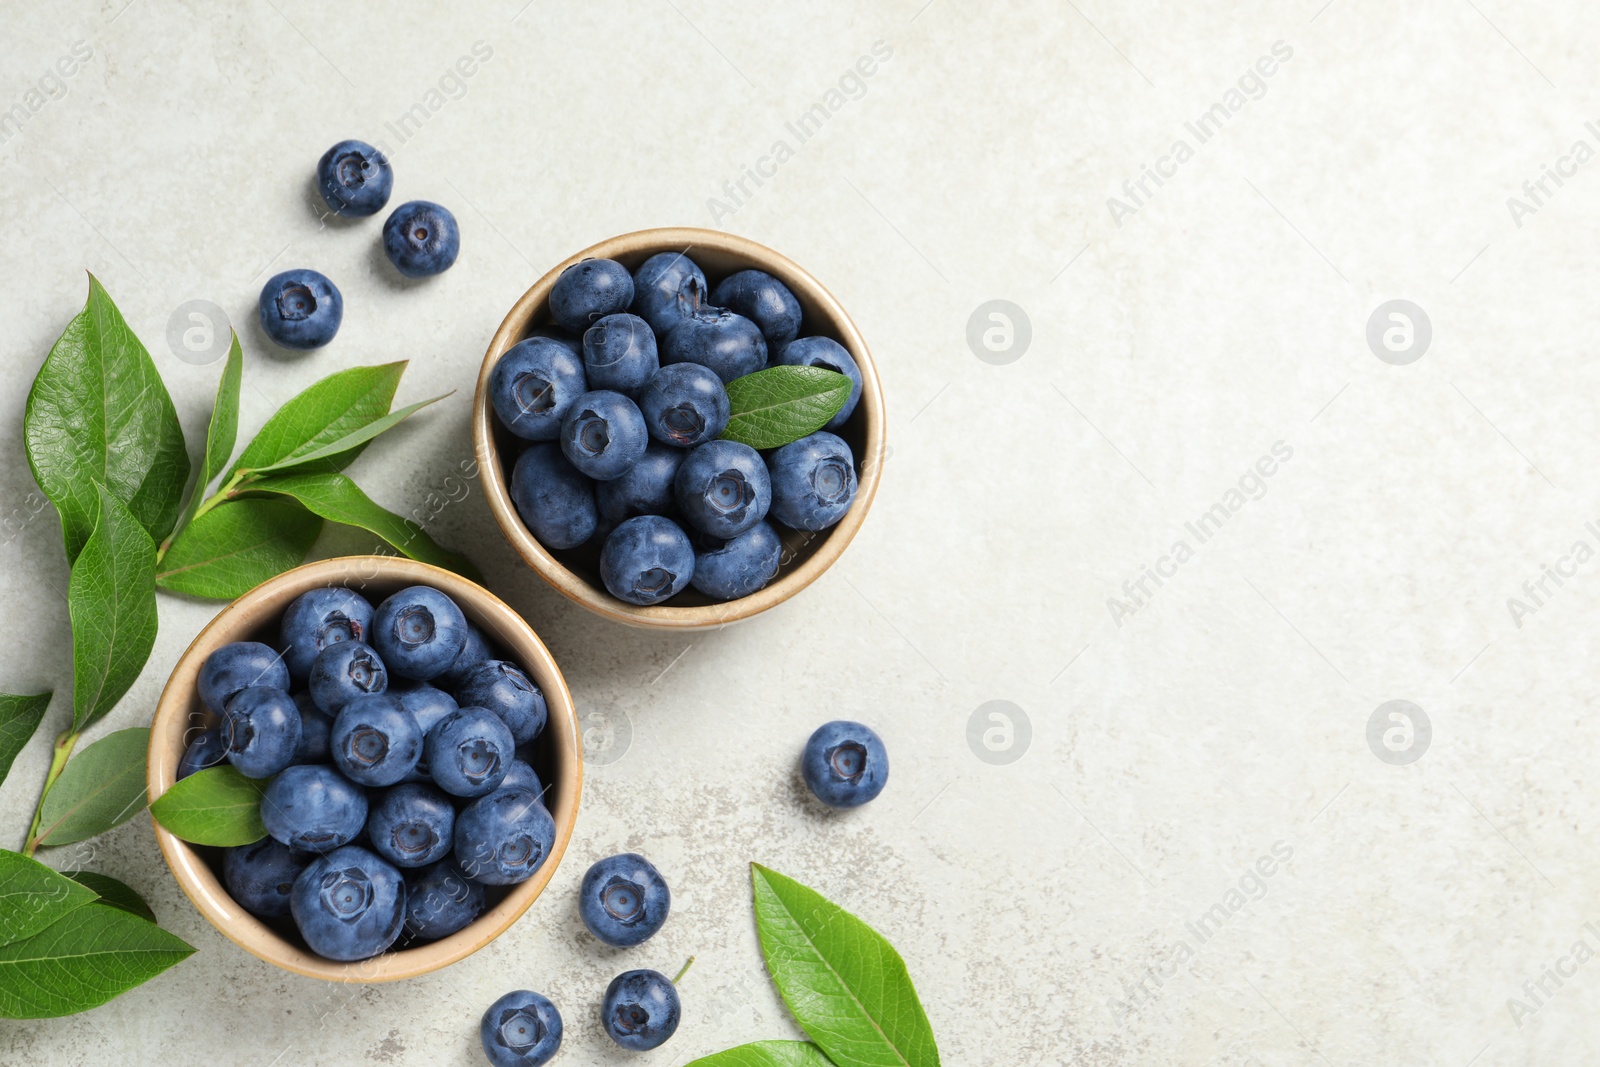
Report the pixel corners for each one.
[0,902,193,1018]
[229,361,407,477]
[24,274,190,561]
[0,693,52,790]
[721,366,853,450]
[751,864,939,1067]
[244,391,450,475]
[155,497,322,600]
[33,729,150,849]
[687,1043,838,1067]
[0,850,98,945]
[59,871,155,923]
[149,765,268,847]
[69,488,158,731]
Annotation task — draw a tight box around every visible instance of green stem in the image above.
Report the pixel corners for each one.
[23,729,80,856]
[672,956,696,985]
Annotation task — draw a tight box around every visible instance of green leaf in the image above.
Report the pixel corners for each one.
[229,361,408,477]
[721,366,853,450]
[24,274,190,561]
[751,864,939,1067]
[687,1043,838,1067]
[69,488,158,731]
[175,332,244,538]
[149,765,268,847]
[0,850,98,945]
[155,497,322,600]
[0,693,52,790]
[59,871,155,923]
[244,391,451,475]
[247,471,480,580]
[0,902,193,1018]
[33,728,150,849]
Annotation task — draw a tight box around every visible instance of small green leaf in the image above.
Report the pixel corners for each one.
[721,366,853,450]
[0,850,98,945]
[248,471,480,580]
[33,729,150,849]
[229,361,408,477]
[69,488,158,731]
[0,902,193,1018]
[149,765,268,847]
[155,497,322,600]
[175,331,244,537]
[244,391,451,476]
[751,864,940,1067]
[687,1042,838,1067]
[59,871,155,923]
[0,693,52,790]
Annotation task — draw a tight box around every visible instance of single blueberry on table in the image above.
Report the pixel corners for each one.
[224,838,312,919]
[290,845,406,962]
[675,439,771,539]
[596,442,684,525]
[559,390,649,481]
[581,312,659,395]
[579,853,670,948]
[601,969,681,1051]
[775,335,863,430]
[382,200,460,278]
[454,786,557,885]
[199,641,289,716]
[177,725,227,781]
[802,720,889,808]
[690,521,783,601]
[437,623,492,688]
[490,337,589,442]
[371,586,468,681]
[712,269,803,347]
[293,691,334,765]
[308,639,388,715]
[315,139,393,217]
[279,586,374,682]
[499,759,543,798]
[510,443,598,550]
[480,989,563,1067]
[259,269,343,350]
[550,258,634,332]
[599,515,694,606]
[637,363,730,448]
[662,307,768,384]
[331,694,423,786]
[630,251,707,337]
[404,860,485,941]
[222,686,303,779]
[367,782,456,868]
[453,660,547,746]
[768,431,858,531]
[261,764,369,853]
[425,706,515,798]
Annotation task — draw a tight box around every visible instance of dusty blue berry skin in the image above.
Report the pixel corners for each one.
[199,642,289,715]
[308,640,388,715]
[224,838,312,919]
[382,200,460,277]
[560,390,649,481]
[631,252,707,336]
[259,269,343,350]
[177,725,227,780]
[425,706,515,797]
[690,521,783,600]
[662,308,767,384]
[454,786,556,885]
[372,586,468,681]
[581,313,659,395]
[280,587,374,682]
[437,624,492,688]
[293,691,334,764]
[801,720,888,808]
[674,440,771,539]
[601,969,681,1051]
[367,782,456,868]
[599,516,694,606]
[768,431,858,531]
[511,444,599,550]
[316,139,393,217]
[223,686,303,779]
[637,363,730,448]
[500,760,543,797]
[491,337,590,442]
[331,694,423,786]
[405,860,484,940]
[481,990,564,1067]
[775,336,863,430]
[453,661,548,746]
[397,684,459,781]
[290,845,406,962]
[550,258,634,332]
[712,269,803,347]
[580,854,671,948]
[596,442,684,526]
[261,764,369,853]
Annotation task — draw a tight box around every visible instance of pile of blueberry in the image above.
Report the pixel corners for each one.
[258,138,461,351]
[490,251,865,606]
[178,583,555,962]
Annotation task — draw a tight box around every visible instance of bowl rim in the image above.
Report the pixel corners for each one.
[147,555,583,983]
[472,226,886,631]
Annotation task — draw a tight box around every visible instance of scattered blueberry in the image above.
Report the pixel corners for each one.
[631,252,707,336]
[224,838,312,919]
[425,706,514,798]
[404,860,485,941]
[662,307,767,383]
[599,515,694,606]
[480,990,563,1067]
[199,642,289,716]
[768,431,858,531]
[801,720,888,808]
[367,782,456,868]
[579,854,670,948]
[290,845,406,961]
[674,440,771,538]
[581,312,659,395]
[601,969,681,1051]
[560,390,648,481]
[510,443,598,550]
[550,258,634,332]
[596,442,685,525]
[637,363,730,448]
[490,337,590,442]
[259,269,343,350]
[308,640,388,715]
[712,269,803,347]
[453,661,547,746]
[454,786,556,885]
[261,764,369,853]
[382,200,460,278]
[293,691,334,764]
[775,336,862,430]
[222,686,303,779]
[371,586,468,681]
[279,586,374,682]
[690,522,783,601]
[330,694,423,786]
[315,139,393,218]
[177,725,227,781]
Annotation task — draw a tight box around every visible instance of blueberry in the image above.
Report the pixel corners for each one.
[775,336,862,430]
[279,586,374,682]
[437,624,492,688]
[425,706,515,798]
[331,694,423,786]
[596,442,685,525]
[290,845,406,961]
[530,325,582,355]
[397,684,459,781]
[453,661,548,746]
[199,642,289,716]
[638,363,730,449]
[662,307,767,384]
[367,782,456,868]
[315,139,393,217]
[293,691,334,764]
[599,516,694,606]
[767,431,858,531]
[690,522,782,600]
[579,854,670,948]
[454,786,556,885]
[801,720,888,808]
[480,990,563,1067]
[404,860,485,940]
[371,586,468,681]
[490,337,590,442]
[308,640,388,715]
[510,443,598,550]
[224,838,312,919]
[581,313,659,395]
[177,725,227,781]
[601,969,681,1051]
[259,269,343,350]
[630,252,707,336]
[712,269,803,347]
[382,200,460,278]
[261,764,369,852]
[550,258,634,332]
[560,390,648,481]
[675,440,771,538]
[500,759,544,798]
[222,687,303,779]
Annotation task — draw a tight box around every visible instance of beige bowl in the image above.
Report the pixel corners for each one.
[473,227,886,631]
[147,556,582,983]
